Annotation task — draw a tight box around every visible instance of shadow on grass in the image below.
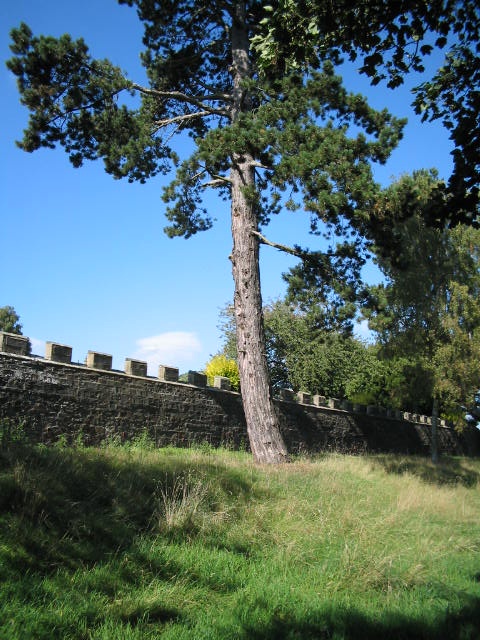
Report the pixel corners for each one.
[239,595,480,640]
[0,442,263,573]
[369,454,479,487]
[0,442,268,637]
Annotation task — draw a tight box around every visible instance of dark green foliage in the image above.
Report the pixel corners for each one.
[362,171,480,416]
[7,5,406,247]
[7,22,170,182]
[0,305,23,334]
[253,0,480,227]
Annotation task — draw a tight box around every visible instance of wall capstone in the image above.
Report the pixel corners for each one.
[46,342,72,364]
[0,332,30,356]
[86,351,112,371]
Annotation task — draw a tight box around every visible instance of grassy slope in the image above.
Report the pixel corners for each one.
[0,438,479,639]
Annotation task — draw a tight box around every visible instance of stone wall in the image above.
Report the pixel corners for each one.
[1,334,479,456]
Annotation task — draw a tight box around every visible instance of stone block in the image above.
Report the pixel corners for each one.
[188,370,207,387]
[0,332,30,355]
[328,398,341,409]
[278,388,295,402]
[86,351,112,371]
[158,365,179,382]
[313,395,327,407]
[297,391,312,405]
[214,376,231,391]
[125,358,147,377]
[45,342,72,364]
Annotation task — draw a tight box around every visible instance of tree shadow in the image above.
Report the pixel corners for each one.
[0,441,265,586]
[238,595,480,640]
[369,454,480,487]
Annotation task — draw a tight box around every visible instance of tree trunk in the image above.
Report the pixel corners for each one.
[229,2,289,464]
[431,395,439,464]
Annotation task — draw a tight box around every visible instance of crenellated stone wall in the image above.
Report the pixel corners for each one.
[1,332,479,456]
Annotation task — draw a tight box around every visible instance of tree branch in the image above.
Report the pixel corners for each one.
[130,82,230,115]
[202,176,232,188]
[252,230,306,258]
[153,110,213,128]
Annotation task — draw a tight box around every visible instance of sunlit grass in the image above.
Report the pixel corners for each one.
[1,437,479,639]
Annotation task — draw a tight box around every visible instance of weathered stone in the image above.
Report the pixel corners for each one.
[313,395,327,407]
[158,365,179,382]
[214,376,231,391]
[125,358,147,377]
[278,388,295,402]
[328,398,341,409]
[1,350,478,456]
[188,371,207,387]
[86,351,112,371]
[353,403,367,414]
[297,391,312,405]
[0,332,30,356]
[45,342,72,364]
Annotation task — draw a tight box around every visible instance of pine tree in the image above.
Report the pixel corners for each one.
[7,1,406,462]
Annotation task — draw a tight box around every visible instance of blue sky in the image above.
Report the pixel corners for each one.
[1,1,455,374]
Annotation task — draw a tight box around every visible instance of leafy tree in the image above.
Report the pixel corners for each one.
[218,299,371,398]
[363,171,480,459]
[7,1,409,463]
[0,306,23,334]
[253,0,480,226]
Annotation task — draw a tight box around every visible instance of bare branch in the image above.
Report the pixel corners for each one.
[153,110,213,128]
[252,230,306,258]
[201,176,232,188]
[130,82,230,116]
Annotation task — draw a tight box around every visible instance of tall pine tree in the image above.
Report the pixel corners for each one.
[7,0,406,462]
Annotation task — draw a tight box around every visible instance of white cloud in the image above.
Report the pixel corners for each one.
[134,332,202,373]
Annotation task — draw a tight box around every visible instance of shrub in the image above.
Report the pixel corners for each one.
[205,355,240,391]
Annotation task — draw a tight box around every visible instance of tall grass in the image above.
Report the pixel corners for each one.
[0,435,479,639]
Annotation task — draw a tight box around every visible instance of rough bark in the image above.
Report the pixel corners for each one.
[229,2,289,464]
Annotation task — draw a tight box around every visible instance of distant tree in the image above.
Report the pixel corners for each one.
[363,171,480,460]
[218,299,371,398]
[0,306,23,334]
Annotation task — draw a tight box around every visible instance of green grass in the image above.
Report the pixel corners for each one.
[1,436,479,639]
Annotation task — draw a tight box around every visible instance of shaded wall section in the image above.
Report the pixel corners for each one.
[1,350,479,456]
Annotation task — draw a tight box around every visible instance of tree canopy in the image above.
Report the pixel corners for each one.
[253,0,480,227]
[362,171,480,420]
[0,306,23,335]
